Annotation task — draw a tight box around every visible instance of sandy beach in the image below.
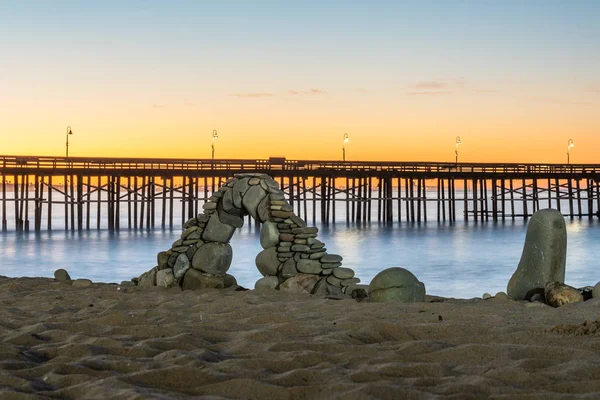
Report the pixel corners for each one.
[0,276,599,399]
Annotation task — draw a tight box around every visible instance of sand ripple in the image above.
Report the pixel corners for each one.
[1,276,600,399]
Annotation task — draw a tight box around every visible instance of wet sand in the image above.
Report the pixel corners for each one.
[1,276,600,399]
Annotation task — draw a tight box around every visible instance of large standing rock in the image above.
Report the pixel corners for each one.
[54,269,71,281]
[260,221,280,249]
[507,209,567,300]
[156,269,175,288]
[242,185,267,220]
[192,242,233,275]
[202,212,236,243]
[255,276,279,291]
[173,253,191,279]
[368,267,426,302]
[138,267,158,287]
[182,269,234,290]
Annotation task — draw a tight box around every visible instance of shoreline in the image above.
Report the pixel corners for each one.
[1,275,600,399]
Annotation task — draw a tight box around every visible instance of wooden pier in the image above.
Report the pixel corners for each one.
[1,155,599,231]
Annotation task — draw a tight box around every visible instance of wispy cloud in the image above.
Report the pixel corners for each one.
[474,89,499,93]
[183,98,195,107]
[407,91,453,96]
[233,92,275,98]
[531,97,592,106]
[410,81,448,89]
[287,88,328,96]
[152,104,166,108]
[356,88,371,94]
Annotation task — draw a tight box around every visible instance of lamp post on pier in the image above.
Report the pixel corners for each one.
[66,126,73,158]
[567,139,575,164]
[455,136,461,163]
[342,133,349,162]
[211,129,218,161]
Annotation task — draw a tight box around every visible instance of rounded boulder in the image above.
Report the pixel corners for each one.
[368,267,426,303]
[192,242,233,275]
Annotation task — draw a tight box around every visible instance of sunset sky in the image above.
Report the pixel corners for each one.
[1,1,598,163]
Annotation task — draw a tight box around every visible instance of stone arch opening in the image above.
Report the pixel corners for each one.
[134,173,359,296]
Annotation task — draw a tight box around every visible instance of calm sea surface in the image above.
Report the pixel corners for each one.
[1,189,599,298]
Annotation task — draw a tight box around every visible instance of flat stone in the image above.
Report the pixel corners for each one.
[225,177,238,187]
[322,262,342,269]
[183,218,198,229]
[182,239,199,246]
[281,204,293,212]
[507,209,567,300]
[249,177,261,185]
[297,259,322,274]
[279,274,320,294]
[172,239,183,248]
[307,238,321,245]
[310,243,325,250]
[309,252,327,260]
[270,205,283,211]
[202,212,236,243]
[292,227,318,234]
[279,233,295,242]
[197,213,210,223]
[271,200,286,205]
[54,269,71,281]
[260,221,280,249]
[277,252,294,258]
[333,267,355,280]
[255,247,280,276]
[257,195,271,223]
[294,239,307,245]
[326,275,343,286]
[271,210,294,219]
[72,278,93,288]
[270,192,285,201]
[173,253,191,279]
[187,231,202,240]
[290,215,307,227]
[320,254,343,263]
[156,269,175,288]
[172,246,189,253]
[217,204,244,229]
[291,244,310,252]
[192,242,233,275]
[255,276,279,291]
[181,226,199,239]
[321,268,333,275]
[279,241,292,247]
[242,185,267,220]
[341,278,361,286]
[203,201,217,210]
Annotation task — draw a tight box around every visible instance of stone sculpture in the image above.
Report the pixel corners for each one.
[133,173,359,297]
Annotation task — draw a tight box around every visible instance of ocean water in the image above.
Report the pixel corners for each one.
[1,188,599,298]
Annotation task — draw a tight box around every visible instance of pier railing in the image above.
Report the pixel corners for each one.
[1,155,599,175]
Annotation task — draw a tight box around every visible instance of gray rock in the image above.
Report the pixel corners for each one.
[507,209,567,300]
[290,215,307,227]
[593,281,600,298]
[260,221,280,249]
[217,204,244,229]
[545,281,583,307]
[232,177,250,209]
[72,278,93,288]
[368,267,426,303]
[279,274,320,294]
[322,262,342,269]
[255,276,279,291]
[167,252,178,268]
[321,254,343,263]
[192,242,233,275]
[281,258,298,279]
[54,269,71,281]
[156,269,175,288]
[311,278,328,296]
[221,187,235,213]
[482,292,492,300]
[157,251,170,270]
[296,259,323,274]
[333,267,355,280]
[242,185,267,220]
[292,227,318,234]
[255,247,280,276]
[173,253,191,279]
[341,278,361,286]
[309,251,327,260]
[248,177,261,185]
[138,268,158,287]
[291,244,310,252]
[202,212,236,243]
[203,201,217,211]
[182,269,226,290]
[181,226,199,239]
[257,195,272,223]
[326,275,343,286]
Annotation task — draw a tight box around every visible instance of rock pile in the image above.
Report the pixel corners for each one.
[133,173,360,297]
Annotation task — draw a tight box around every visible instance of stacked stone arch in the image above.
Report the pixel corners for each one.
[134,173,360,296]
